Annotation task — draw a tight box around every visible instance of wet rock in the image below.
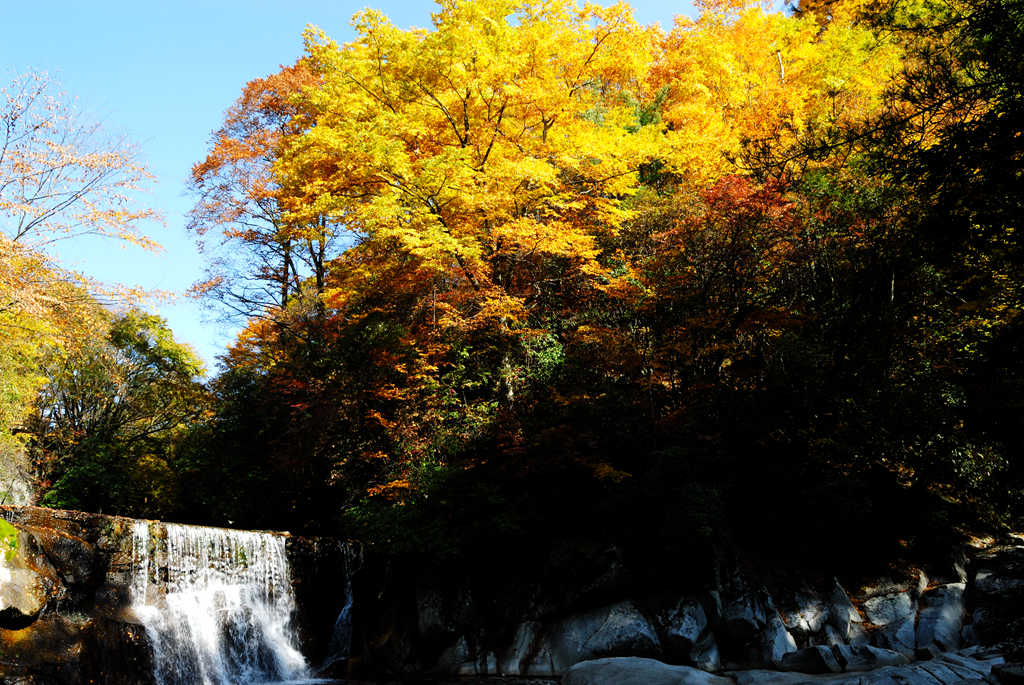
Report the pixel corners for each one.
[563,657,734,685]
[19,525,101,588]
[0,521,64,627]
[0,613,90,684]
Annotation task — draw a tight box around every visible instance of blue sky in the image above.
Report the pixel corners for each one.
[3,0,699,373]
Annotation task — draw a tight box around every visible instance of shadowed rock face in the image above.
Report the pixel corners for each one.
[2,504,1022,684]
[351,534,1024,680]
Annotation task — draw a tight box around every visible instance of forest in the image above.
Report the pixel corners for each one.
[2,0,1022,581]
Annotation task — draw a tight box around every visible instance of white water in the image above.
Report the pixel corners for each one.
[129,521,310,685]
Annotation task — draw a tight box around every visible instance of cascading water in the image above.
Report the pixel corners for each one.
[320,543,362,673]
[129,521,311,685]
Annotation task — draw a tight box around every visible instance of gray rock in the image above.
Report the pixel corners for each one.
[990,663,1024,685]
[953,548,969,584]
[692,632,722,672]
[915,571,930,599]
[940,650,1004,675]
[832,643,909,672]
[889,664,951,685]
[563,657,735,685]
[874,616,917,656]
[863,591,914,626]
[436,636,498,676]
[731,669,857,685]
[827,581,862,632]
[720,593,770,642]
[522,641,558,677]
[729,664,974,685]
[783,592,829,636]
[822,625,844,646]
[498,621,541,675]
[917,661,970,684]
[416,584,446,639]
[764,613,798,664]
[659,598,709,656]
[916,583,965,651]
[544,600,662,674]
[779,646,843,674]
[718,588,795,666]
[974,566,1024,596]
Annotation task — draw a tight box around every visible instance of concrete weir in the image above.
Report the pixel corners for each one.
[0,505,355,685]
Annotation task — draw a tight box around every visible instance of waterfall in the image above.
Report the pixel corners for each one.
[129,521,310,685]
[320,543,362,673]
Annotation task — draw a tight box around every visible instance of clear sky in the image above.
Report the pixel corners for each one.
[2,0,699,373]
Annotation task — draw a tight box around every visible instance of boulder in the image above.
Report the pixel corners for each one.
[778,646,843,674]
[764,613,798,664]
[718,588,796,667]
[498,621,540,675]
[656,597,721,670]
[831,643,909,672]
[659,598,709,657]
[915,583,965,651]
[544,600,662,673]
[436,635,498,676]
[825,581,863,644]
[782,592,829,637]
[862,591,914,626]
[861,591,916,655]
[720,592,770,642]
[564,657,734,685]
[692,632,722,672]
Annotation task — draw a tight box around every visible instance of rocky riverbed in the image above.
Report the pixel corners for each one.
[1,505,1022,684]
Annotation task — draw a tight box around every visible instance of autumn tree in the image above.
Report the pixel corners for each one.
[1,71,163,502]
[178,0,1024,558]
[188,61,338,319]
[28,310,207,517]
